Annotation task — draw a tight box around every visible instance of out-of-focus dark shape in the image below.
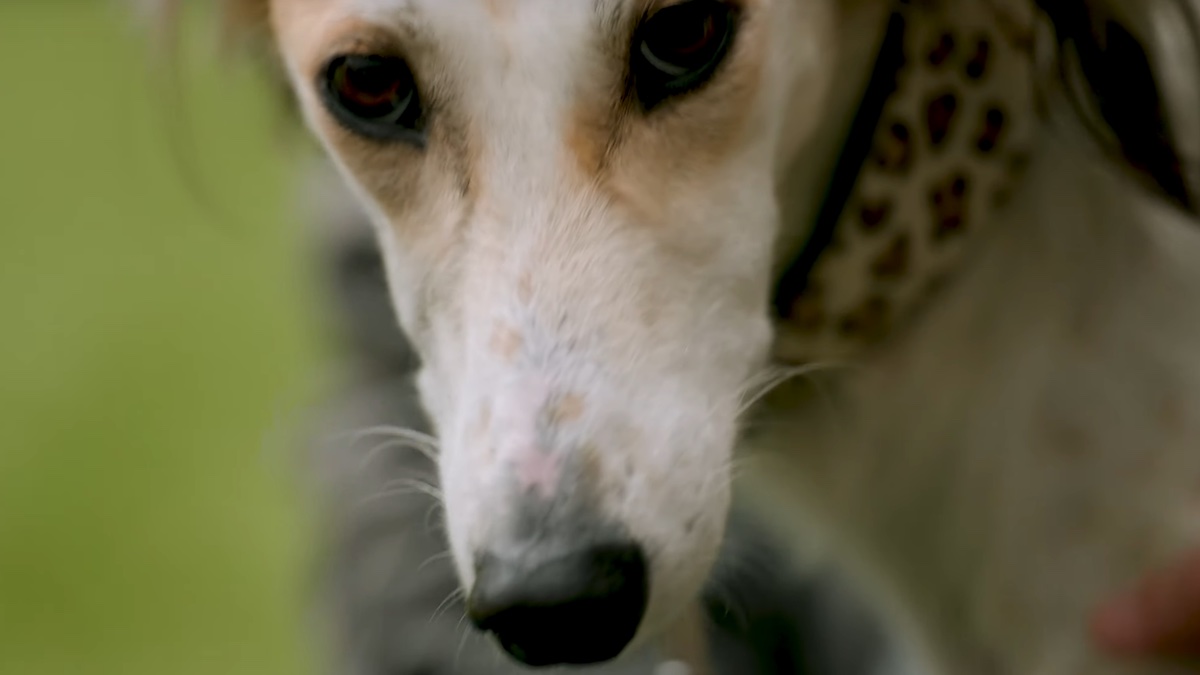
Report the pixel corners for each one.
[1037,0,1200,213]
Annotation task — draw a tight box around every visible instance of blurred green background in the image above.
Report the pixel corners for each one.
[0,4,327,675]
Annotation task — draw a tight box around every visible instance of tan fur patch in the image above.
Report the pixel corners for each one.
[549,394,586,425]
[483,0,515,21]
[516,271,534,304]
[564,102,611,180]
[490,324,524,362]
[584,5,767,230]
[271,8,483,246]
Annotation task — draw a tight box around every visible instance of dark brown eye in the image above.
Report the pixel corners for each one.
[320,55,424,144]
[633,0,738,108]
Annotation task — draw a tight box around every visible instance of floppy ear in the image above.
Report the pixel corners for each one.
[134,0,271,59]
[142,0,270,52]
[216,0,272,55]
[136,0,298,117]
[219,0,269,34]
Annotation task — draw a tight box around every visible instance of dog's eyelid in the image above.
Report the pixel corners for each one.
[314,14,427,74]
[649,0,744,11]
[320,35,409,70]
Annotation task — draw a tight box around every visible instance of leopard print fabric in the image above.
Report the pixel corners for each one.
[774,0,1038,364]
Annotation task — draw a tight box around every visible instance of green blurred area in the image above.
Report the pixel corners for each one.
[0,5,326,675]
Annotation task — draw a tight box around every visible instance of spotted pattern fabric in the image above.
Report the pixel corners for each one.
[774,0,1037,364]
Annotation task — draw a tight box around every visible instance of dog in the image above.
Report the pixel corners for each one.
[157,0,1200,672]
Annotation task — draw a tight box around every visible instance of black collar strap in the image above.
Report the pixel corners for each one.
[770,0,1038,365]
[773,8,910,322]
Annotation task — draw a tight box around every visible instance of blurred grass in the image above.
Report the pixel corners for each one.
[0,4,326,675]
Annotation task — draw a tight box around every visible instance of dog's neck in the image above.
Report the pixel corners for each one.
[771,0,1038,365]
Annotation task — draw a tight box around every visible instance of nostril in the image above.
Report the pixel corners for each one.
[467,543,649,667]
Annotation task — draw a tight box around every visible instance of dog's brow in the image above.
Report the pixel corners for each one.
[593,0,659,25]
[346,0,419,25]
[592,0,623,19]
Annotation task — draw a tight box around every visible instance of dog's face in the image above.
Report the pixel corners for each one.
[267,0,834,665]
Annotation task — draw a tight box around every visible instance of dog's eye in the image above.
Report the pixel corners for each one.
[320,55,424,143]
[633,0,738,108]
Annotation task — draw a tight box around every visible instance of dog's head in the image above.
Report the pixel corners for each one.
[215,0,835,665]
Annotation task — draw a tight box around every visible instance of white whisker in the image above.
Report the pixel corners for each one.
[424,501,445,535]
[381,476,444,502]
[736,360,855,417]
[351,477,444,514]
[417,550,454,574]
[357,436,439,470]
[704,576,750,632]
[453,615,477,669]
[429,587,465,624]
[332,424,440,454]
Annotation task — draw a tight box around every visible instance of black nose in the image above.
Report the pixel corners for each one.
[466,542,649,667]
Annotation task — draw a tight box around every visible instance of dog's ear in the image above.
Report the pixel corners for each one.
[220,0,269,31]
[133,0,271,57]
[133,0,302,134]
[216,0,271,50]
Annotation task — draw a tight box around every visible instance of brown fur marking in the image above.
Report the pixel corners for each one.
[490,324,524,362]
[550,394,587,425]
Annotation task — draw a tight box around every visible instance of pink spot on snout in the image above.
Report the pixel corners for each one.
[492,376,564,499]
[514,448,563,500]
